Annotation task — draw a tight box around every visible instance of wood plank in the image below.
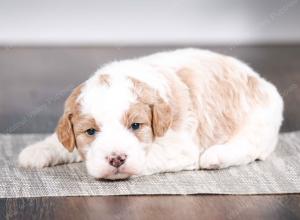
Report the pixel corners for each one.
[1,195,300,220]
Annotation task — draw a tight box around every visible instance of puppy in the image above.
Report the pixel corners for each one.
[18,48,283,180]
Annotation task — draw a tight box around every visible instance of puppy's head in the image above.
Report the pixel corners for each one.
[56,70,172,180]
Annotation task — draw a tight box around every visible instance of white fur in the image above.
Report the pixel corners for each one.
[18,48,283,179]
[18,134,82,168]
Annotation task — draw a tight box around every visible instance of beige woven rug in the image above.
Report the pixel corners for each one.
[0,131,300,198]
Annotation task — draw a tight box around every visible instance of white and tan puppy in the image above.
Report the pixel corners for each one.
[18,48,283,180]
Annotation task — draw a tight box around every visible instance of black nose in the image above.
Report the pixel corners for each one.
[107,154,127,168]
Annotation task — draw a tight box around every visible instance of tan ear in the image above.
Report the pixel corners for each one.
[55,84,82,151]
[56,112,76,152]
[152,99,172,137]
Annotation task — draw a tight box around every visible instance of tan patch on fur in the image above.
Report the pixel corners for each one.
[56,113,75,152]
[158,69,194,131]
[56,83,100,157]
[247,75,268,104]
[72,115,100,159]
[56,84,83,152]
[56,84,100,156]
[129,77,173,138]
[151,100,172,137]
[122,103,153,143]
[177,57,266,148]
[247,75,259,90]
[129,77,157,104]
[99,74,111,86]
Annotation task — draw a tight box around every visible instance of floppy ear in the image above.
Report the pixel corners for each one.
[55,84,82,152]
[56,112,76,152]
[152,99,172,137]
[129,76,172,137]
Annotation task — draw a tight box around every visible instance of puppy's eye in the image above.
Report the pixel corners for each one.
[130,123,140,130]
[86,128,97,136]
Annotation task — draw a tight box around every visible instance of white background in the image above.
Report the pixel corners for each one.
[0,0,299,45]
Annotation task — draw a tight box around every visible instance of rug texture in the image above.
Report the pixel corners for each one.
[0,132,300,198]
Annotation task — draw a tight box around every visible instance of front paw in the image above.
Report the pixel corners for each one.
[18,144,54,168]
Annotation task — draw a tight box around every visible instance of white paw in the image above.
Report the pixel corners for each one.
[18,144,54,168]
[199,145,226,169]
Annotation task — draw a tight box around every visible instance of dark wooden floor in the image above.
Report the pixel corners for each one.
[1,195,300,220]
[0,45,299,220]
